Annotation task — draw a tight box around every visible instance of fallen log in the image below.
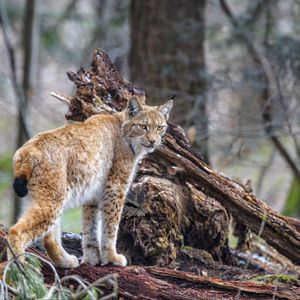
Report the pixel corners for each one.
[51,49,300,266]
[159,128,300,264]
[0,227,299,300]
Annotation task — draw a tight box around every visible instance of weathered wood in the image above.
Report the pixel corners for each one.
[64,265,300,300]
[118,169,231,266]
[53,49,300,266]
[61,49,146,122]
[160,126,300,265]
[0,228,299,300]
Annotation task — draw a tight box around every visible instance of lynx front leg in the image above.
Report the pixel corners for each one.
[43,220,79,268]
[100,183,127,266]
[81,204,101,265]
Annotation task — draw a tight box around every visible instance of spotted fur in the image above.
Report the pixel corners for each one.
[8,97,173,267]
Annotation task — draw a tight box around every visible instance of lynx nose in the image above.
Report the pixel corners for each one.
[147,133,157,146]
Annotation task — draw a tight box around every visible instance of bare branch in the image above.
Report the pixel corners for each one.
[50,92,72,106]
[0,0,31,140]
[219,0,300,182]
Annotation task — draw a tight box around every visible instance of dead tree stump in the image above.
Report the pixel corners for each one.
[51,49,300,267]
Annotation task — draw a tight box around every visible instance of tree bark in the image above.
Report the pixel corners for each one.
[13,0,40,222]
[50,49,300,267]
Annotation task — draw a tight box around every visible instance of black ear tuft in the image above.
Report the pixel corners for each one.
[127,97,143,117]
[158,100,173,120]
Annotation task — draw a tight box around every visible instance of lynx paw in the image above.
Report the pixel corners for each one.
[81,255,100,266]
[55,254,79,268]
[81,246,100,266]
[102,253,127,266]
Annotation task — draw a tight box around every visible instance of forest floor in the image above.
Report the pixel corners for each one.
[1,226,300,300]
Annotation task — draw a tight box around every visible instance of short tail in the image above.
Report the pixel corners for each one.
[13,155,31,198]
[13,175,28,197]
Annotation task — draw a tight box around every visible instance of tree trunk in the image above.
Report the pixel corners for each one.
[130,0,209,162]
[51,49,300,268]
[13,0,40,222]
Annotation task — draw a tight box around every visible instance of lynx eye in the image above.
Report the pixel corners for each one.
[157,125,165,131]
[138,124,147,130]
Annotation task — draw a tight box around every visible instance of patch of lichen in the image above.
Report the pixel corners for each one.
[250,274,299,285]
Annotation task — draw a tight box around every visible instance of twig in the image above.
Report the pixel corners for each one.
[73,273,118,300]
[256,150,275,196]
[244,0,266,27]
[219,0,300,182]
[3,252,61,297]
[50,92,72,106]
[5,241,29,280]
[3,250,118,300]
[61,275,96,300]
[275,74,300,159]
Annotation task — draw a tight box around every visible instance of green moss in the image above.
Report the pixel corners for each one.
[0,152,13,172]
[250,274,299,285]
[282,177,300,216]
[228,225,238,249]
[180,245,194,251]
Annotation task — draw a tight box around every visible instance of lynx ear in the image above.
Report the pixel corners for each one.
[158,100,173,120]
[127,97,143,117]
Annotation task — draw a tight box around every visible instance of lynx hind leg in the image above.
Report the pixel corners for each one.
[7,176,65,264]
[100,186,127,266]
[81,204,101,265]
[43,220,79,268]
[7,204,61,264]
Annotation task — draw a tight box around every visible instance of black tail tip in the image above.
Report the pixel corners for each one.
[13,176,28,197]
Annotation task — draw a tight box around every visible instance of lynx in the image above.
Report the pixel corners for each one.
[7,97,173,268]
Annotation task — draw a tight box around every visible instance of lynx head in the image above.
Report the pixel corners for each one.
[122,97,173,155]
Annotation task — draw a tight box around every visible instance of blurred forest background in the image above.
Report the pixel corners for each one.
[0,0,299,233]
